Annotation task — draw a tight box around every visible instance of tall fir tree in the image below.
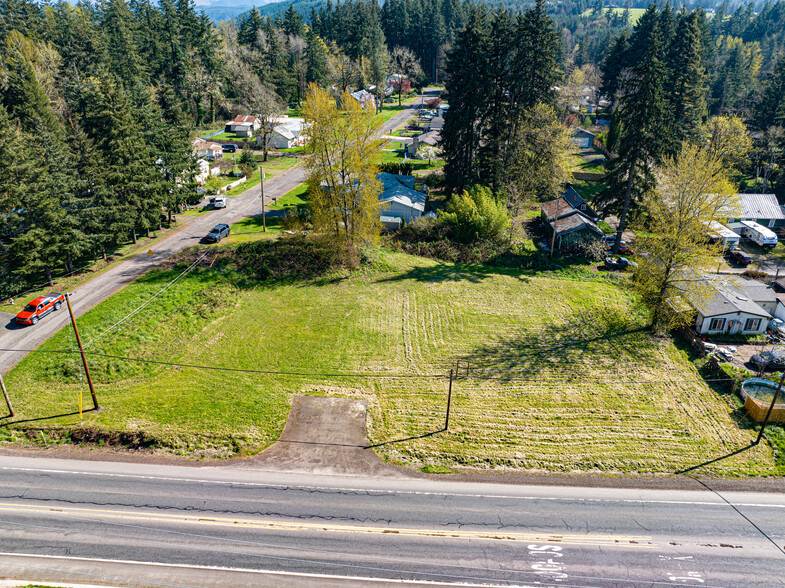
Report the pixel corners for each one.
[665,10,708,150]
[599,3,671,252]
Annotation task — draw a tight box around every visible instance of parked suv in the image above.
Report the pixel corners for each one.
[205,223,230,243]
[212,195,227,209]
[222,143,238,153]
[728,249,752,266]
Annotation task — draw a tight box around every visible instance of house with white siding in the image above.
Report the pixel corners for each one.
[680,275,775,335]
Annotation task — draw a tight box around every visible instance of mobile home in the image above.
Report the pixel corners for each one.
[704,220,740,250]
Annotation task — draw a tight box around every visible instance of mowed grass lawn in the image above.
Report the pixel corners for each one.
[2,251,778,475]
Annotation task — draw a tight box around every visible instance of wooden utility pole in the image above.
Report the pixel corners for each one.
[755,370,785,445]
[549,197,560,258]
[0,370,13,417]
[65,292,99,411]
[444,368,454,431]
[260,166,266,232]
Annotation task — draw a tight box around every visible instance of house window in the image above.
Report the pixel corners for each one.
[744,318,761,331]
[709,318,725,331]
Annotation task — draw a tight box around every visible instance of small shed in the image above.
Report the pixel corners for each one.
[573,127,596,148]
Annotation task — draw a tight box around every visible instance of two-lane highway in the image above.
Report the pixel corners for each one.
[0,455,783,587]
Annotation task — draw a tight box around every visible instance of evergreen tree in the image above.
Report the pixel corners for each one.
[97,0,146,90]
[600,30,630,112]
[598,4,671,252]
[441,9,488,193]
[756,54,785,129]
[0,31,60,134]
[665,10,708,149]
[305,28,330,86]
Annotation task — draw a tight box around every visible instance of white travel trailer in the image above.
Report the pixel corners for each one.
[740,220,778,248]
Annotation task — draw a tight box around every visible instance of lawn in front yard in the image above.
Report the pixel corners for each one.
[376,148,444,171]
[269,183,308,211]
[3,250,778,475]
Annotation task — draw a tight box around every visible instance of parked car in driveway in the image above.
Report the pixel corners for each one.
[212,195,227,209]
[751,349,785,371]
[222,143,238,153]
[15,292,64,325]
[205,223,230,243]
[728,249,752,266]
[604,256,638,270]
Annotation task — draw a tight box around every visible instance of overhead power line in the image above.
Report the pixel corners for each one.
[83,252,209,349]
[0,347,738,386]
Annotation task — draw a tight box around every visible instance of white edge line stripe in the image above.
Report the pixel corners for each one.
[0,552,537,588]
[3,466,784,509]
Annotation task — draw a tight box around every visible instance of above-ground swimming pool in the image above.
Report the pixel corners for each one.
[741,379,785,423]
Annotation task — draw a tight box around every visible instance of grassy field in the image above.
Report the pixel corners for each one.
[269,183,308,211]
[581,7,645,25]
[2,249,779,475]
[377,148,445,171]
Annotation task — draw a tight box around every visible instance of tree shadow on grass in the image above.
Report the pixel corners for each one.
[460,306,653,381]
[0,408,96,427]
[375,261,532,285]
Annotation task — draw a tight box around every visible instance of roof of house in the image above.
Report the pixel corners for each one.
[736,277,778,305]
[233,115,258,124]
[377,172,426,212]
[563,184,598,220]
[417,130,441,146]
[192,138,222,151]
[351,89,375,103]
[541,198,575,221]
[574,126,596,137]
[549,209,604,237]
[427,117,444,131]
[735,193,784,220]
[273,126,296,140]
[681,276,772,318]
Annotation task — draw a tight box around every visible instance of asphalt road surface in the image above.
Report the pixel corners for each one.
[0,455,783,587]
[0,95,425,375]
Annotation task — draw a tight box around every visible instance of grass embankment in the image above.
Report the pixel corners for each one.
[581,7,645,24]
[3,248,780,475]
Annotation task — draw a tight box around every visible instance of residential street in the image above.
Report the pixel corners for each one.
[0,97,423,375]
[0,454,783,587]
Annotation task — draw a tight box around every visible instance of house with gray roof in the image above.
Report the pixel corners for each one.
[725,193,785,231]
[562,183,598,220]
[680,275,773,335]
[540,197,603,252]
[377,172,427,228]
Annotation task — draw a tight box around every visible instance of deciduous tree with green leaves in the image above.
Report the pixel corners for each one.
[303,84,382,247]
[633,143,740,331]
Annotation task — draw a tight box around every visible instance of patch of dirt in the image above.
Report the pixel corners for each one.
[241,395,406,478]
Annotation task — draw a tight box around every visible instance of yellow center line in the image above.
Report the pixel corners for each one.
[0,502,654,548]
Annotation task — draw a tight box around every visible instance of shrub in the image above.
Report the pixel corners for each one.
[380,161,413,175]
[440,185,510,244]
[742,269,769,281]
[228,235,358,281]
